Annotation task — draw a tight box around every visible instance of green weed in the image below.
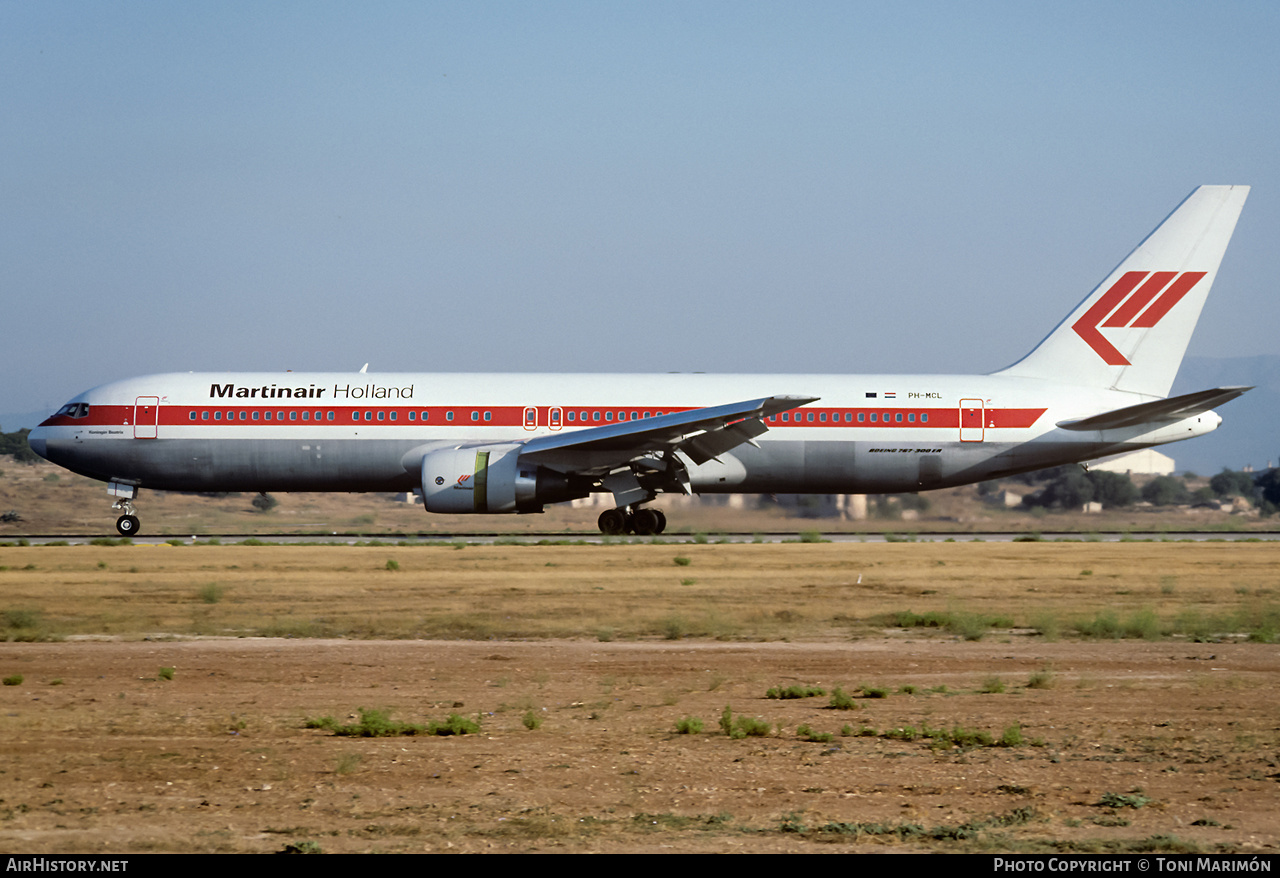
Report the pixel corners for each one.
[765,683,826,700]
[675,717,704,735]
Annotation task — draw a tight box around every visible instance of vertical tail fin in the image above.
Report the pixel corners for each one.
[996,185,1249,397]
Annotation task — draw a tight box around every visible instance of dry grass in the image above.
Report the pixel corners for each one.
[1,541,1276,643]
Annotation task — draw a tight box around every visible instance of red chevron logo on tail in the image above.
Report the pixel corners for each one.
[1072,271,1206,365]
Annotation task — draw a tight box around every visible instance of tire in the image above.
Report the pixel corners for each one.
[597,508,627,535]
[116,514,140,537]
[631,507,661,536]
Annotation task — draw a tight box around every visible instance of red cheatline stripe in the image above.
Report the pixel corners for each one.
[1131,271,1205,328]
[1102,271,1176,327]
[49,405,1048,431]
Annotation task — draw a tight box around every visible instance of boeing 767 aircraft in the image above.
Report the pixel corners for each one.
[29,185,1251,536]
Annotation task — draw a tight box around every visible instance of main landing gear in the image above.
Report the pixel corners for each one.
[597,506,666,536]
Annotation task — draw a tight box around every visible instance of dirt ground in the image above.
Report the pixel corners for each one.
[1,635,1276,853]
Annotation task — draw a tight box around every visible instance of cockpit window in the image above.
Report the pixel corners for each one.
[55,403,90,419]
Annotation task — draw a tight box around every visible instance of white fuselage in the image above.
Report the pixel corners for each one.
[28,370,1218,500]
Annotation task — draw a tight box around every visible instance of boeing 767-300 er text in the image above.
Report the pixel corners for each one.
[29,186,1252,536]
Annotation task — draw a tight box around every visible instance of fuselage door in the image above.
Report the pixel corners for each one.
[523,406,537,431]
[549,406,563,431]
[959,399,984,443]
[134,397,160,439]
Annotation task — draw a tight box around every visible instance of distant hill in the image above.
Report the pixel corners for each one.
[1170,356,1280,475]
[0,410,47,433]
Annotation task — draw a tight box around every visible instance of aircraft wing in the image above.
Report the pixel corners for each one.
[518,395,818,474]
[1055,386,1252,432]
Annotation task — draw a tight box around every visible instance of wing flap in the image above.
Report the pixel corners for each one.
[1056,386,1251,432]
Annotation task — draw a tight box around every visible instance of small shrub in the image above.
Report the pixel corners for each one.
[281,840,324,854]
[719,705,771,739]
[3,674,23,686]
[999,724,1024,747]
[198,583,223,604]
[796,724,833,743]
[158,667,175,681]
[428,713,480,736]
[766,684,826,700]
[675,717,704,735]
[673,556,691,567]
[980,676,1006,694]
[828,687,858,710]
[521,710,542,731]
[1026,669,1055,690]
[251,493,279,513]
[385,559,400,571]
[735,715,772,737]
[1099,791,1150,809]
[944,726,993,748]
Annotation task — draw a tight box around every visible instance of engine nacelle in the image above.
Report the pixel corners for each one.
[420,445,581,514]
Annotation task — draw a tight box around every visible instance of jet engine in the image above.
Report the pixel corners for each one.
[420,445,583,514]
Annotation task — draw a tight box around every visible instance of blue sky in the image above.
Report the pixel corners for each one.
[4,1,1278,423]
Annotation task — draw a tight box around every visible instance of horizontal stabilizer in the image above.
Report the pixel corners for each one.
[1056,386,1251,432]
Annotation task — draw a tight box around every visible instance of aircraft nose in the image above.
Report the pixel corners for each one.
[27,426,48,460]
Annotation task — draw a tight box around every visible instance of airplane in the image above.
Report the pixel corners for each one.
[28,185,1251,538]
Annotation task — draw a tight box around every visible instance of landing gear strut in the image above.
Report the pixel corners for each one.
[597,506,666,536]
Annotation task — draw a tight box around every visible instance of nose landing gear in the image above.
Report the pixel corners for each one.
[597,506,666,536]
[108,482,141,537]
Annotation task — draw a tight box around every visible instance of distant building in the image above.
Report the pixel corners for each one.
[1090,449,1175,475]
